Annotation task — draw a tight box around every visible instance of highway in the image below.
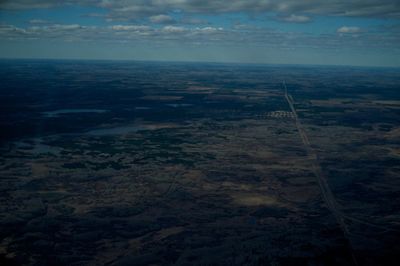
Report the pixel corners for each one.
[283,81,359,265]
[283,81,399,232]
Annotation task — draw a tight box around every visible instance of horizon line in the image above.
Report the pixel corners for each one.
[0,56,399,69]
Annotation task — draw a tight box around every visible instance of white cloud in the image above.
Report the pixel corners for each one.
[279,14,311,23]
[162,25,186,33]
[0,24,28,35]
[337,26,362,33]
[1,22,398,54]
[194,27,223,34]
[111,25,151,31]
[149,14,175,24]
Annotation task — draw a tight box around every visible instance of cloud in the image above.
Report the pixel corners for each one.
[193,27,223,34]
[1,22,399,54]
[28,19,50,24]
[0,23,94,41]
[1,0,400,19]
[50,24,83,30]
[180,17,209,25]
[337,26,362,33]
[278,14,311,23]
[149,14,175,24]
[232,23,260,30]
[0,24,28,36]
[0,0,60,9]
[162,25,186,33]
[111,25,151,31]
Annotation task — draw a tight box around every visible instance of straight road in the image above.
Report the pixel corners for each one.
[283,81,359,265]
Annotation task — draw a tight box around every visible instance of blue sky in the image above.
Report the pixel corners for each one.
[0,0,399,66]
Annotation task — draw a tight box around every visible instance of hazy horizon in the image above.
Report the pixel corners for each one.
[2,57,400,69]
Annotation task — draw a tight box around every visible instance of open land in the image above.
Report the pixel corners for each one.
[0,60,399,265]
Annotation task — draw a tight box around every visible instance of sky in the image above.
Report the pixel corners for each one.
[0,0,400,66]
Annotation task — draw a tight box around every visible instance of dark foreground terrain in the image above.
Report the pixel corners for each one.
[0,60,399,265]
